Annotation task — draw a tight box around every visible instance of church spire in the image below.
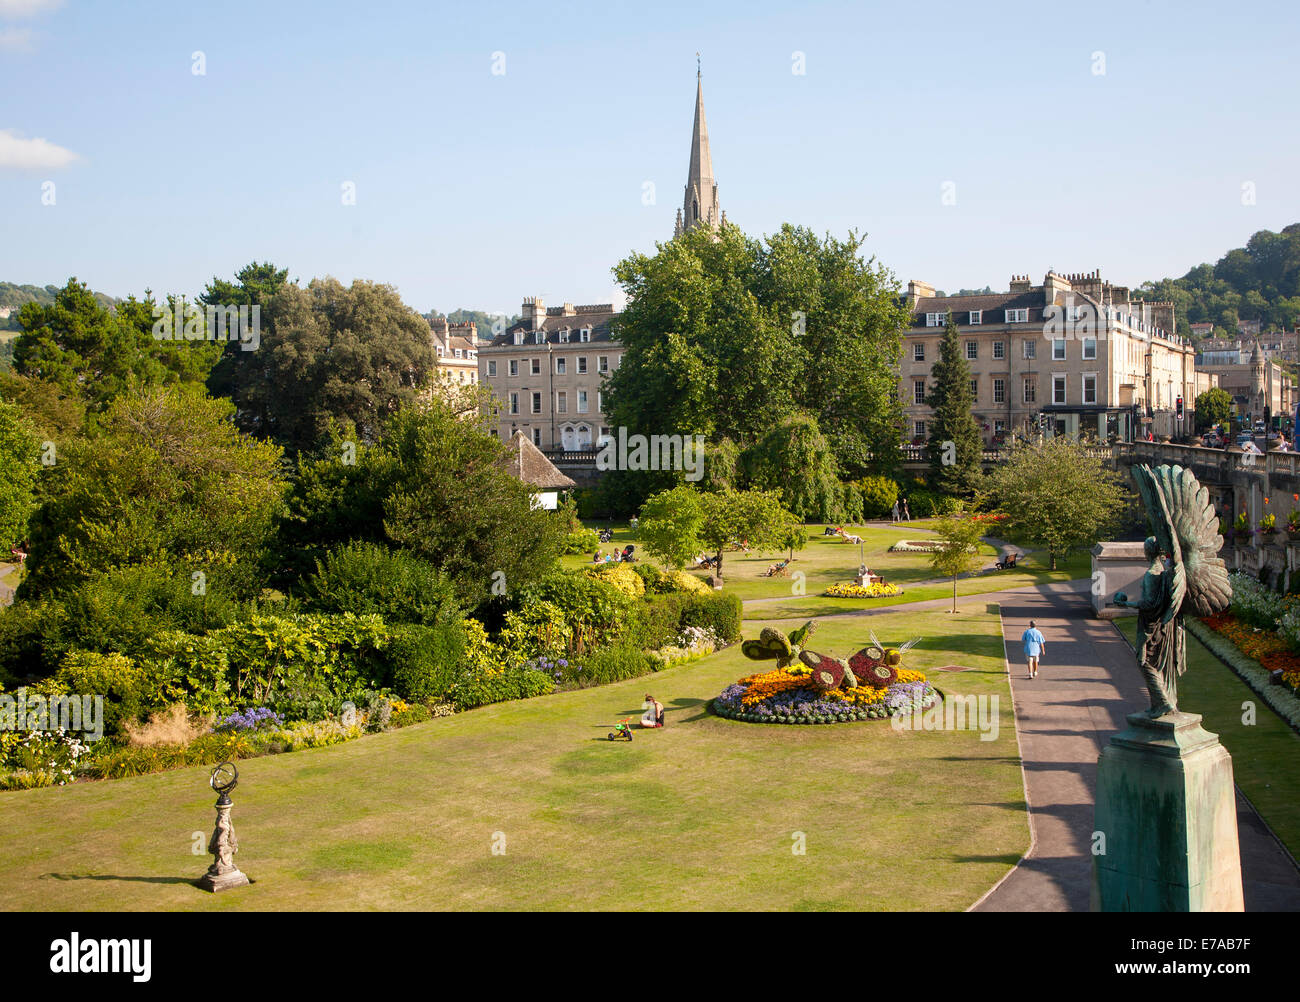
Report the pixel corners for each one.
[678,58,720,237]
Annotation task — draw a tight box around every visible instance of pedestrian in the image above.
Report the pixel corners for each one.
[1021,620,1046,679]
[891,500,900,522]
[902,499,911,522]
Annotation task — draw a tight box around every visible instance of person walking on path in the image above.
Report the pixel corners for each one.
[902,499,911,522]
[1021,620,1046,678]
[891,500,900,522]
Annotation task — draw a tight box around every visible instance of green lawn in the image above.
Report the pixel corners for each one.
[1121,620,1300,860]
[567,523,1088,620]
[0,606,1026,911]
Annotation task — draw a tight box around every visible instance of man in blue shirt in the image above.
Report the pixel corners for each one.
[1021,620,1047,679]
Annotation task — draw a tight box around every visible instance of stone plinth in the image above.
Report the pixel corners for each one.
[1091,711,1243,912]
[1090,541,1149,619]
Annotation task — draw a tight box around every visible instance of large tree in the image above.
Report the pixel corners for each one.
[208,273,437,455]
[1194,387,1233,431]
[925,314,983,496]
[603,222,908,507]
[742,412,844,522]
[986,438,1127,569]
[637,485,795,580]
[0,397,39,550]
[20,385,287,600]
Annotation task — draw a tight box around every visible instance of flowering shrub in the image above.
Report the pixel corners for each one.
[824,581,901,598]
[215,707,284,732]
[1226,571,1294,628]
[583,563,646,597]
[1204,610,1300,690]
[887,540,940,553]
[0,729,90,789]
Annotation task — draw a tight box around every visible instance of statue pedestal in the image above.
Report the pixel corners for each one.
[1091,711,1243,911]
[197,868,250,893]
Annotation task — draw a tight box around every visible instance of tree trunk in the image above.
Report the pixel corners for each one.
[715,550,725,580]
[952,575,958,613]
[1050,552,1057,571]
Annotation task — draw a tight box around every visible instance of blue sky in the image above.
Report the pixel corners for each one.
[2,0,1298,317]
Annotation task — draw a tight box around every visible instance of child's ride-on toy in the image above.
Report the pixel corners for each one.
[607,718,634,741]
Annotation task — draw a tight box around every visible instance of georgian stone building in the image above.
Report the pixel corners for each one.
[429,318,479,386]
[477,297,623,451]
[901,270,1199,444]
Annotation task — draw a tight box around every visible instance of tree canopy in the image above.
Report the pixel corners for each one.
[925,314,983,496]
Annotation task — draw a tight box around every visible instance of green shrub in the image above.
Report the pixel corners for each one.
[302,541,461,626]
[905,488,962,518]
[579,643,655,686]
[387,621,467,702]
[838,481,864,523]
[625,593,687,649]
[391,702,433,727]
[856,476,900,519]
[632,564,666,591]
[51,651,152,737]
[451,661,554,711]
[561,526,601,554]
[679,593,742,643]
[515,571,632,656]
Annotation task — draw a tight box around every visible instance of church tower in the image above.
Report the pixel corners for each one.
[674,65,724,238]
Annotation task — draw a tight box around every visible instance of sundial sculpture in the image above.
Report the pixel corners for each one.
[196,761,251,893]
[1111,463,1232,716]
[1093,463,1243,911]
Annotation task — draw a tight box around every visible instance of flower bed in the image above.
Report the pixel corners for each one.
[713,635,937,724]
[1191,618,1300,733]
[888,540,941,553]
[824,581,901,599]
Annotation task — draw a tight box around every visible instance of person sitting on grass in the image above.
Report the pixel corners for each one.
[641,694,664,728]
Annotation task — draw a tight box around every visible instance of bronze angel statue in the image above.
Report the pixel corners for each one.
[1112,464,1231,718]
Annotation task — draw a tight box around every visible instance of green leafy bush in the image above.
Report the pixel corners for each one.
[579,643,655,686]
[679,593,742,644]
[302,541,461,626]
[451,661,554,711]
[50,651,151,737]
[856,476,900,519]
[561,526,601,554]
[386,621,467,702]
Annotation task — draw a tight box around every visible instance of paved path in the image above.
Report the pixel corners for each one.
[973,584,1300,911]
[0,563,14,607]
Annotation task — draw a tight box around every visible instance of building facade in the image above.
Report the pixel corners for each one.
[429,318,479,386]
[1196,342,1294,426]
[901,271,1199,444]
[478,297,623,451]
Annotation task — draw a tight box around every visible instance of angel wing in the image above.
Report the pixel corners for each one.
[1148,464,1230,618]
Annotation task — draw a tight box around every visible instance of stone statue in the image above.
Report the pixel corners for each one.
[1112,464,1231,717]
[197,761,250,892]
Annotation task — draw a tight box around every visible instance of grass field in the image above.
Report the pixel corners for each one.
[567,523,1090,620]
[0,606,1026,911]
[1122,620,1300,860]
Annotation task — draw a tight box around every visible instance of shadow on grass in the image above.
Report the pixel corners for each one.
[42,873,197,886]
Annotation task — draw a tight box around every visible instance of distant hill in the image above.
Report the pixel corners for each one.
[425,307,520,339]
[1136,224,1300,340]
[0,281,119,330]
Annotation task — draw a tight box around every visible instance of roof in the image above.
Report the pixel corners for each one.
[500,432,577,491]
[487,305,621,347]
[908,290,1046,328]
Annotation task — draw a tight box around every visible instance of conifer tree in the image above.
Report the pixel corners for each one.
[925,314,983,496]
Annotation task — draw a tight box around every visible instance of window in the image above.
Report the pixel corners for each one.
[970,310,982,325]
[994,419,1006,434]
[556,391,567,414]
[534,331,544,344]
[970,378,978,400]
[913,343,925,362]
[508,359,519,376]
[577,390,589,413]
[531,392,541,414]
[453,348,462,359]
[487,360,497,377]
[513,332,524,345]
[1082,337,1097,360]
[577,357,588,374]
[1023,379,1036,404]
[992,340,1005,360]
[1006,308,1029,323]
[993,378,1006,404]
[1082,374,1097,404]
[1052,338,1066,361]
[925,312,946,327]
[580,328,591,342]
[1053,376,1066,405]
[1023,340,1036,360]
[509,392,519,415]
[965,341,978,360]
[598,356,609,374]
[559,330,570,343]
[531,358,541,375]
[555,357,566,374]
[913,380,925,404]
[914,420,926,437]
[532,428,542,447]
